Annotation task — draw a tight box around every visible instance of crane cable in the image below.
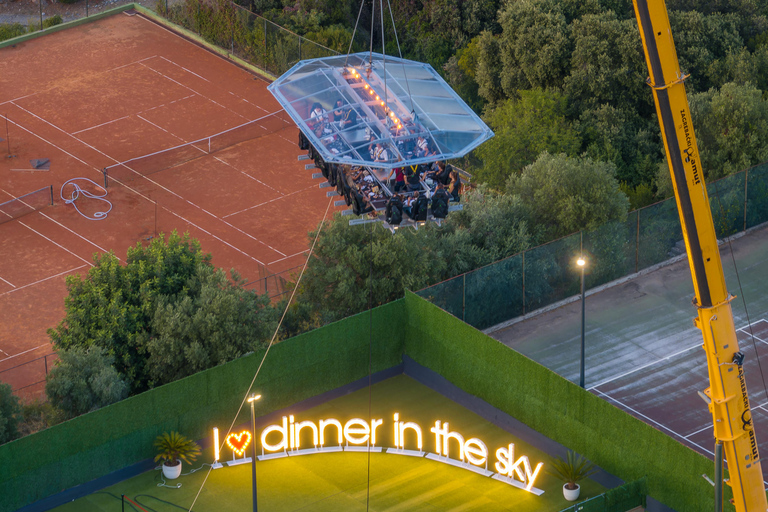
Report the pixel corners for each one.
[710,180,768,408]
[185,195,336,512]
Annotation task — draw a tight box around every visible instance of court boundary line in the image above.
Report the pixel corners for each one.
[0,276,16,288]
[0,264,88,298]
[0,344,52,363]
[71,116,130,135]
[159,55,210,82]
[588,343,701,391]
[39,212,116,261]
[19,220,94,267]
[223,184,318,219]
[593,388,715,456]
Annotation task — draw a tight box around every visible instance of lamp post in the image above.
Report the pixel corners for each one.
[247,394,262,512]
[576,257,586,388]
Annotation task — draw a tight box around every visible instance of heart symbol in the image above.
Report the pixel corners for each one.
[226,431,252,456]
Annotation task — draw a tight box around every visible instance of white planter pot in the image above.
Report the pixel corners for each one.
[162,460,182,480]
[563,483,580,501]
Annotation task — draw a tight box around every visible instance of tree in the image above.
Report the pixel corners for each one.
[0,383,21,445]
[507,152,630,239]
[48,231,277,394]
[563,13,650,117]
[473,89,581,190]
[146,267,278,386]
[45,346,128,419]
[688,82,768,181]
[497,0,572,95]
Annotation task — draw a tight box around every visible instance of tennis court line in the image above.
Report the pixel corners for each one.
[137,94,196,115]
[136,114,187,142]
[588,342,701,391]
[269,250,309,266]
[19,221,94,268]
[593,388,715,456]
[212,155,279,193]
[229,92,270,113]
[0,276,16,288]
[139,60,249,121]
[0,264,87,299]
[106,54,159,73]
[0,344,51,363]
[160,56,210,82]
[39,212,117,261]
[223,184,317,219]
[71,116,130,135]
[11,101,287,265]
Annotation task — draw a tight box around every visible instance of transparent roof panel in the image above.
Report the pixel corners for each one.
[267,52,494,169]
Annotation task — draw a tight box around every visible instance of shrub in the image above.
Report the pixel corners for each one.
[0,23,27,43]
[0,383,21,445]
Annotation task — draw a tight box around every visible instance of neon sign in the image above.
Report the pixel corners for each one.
[213,413,545,495]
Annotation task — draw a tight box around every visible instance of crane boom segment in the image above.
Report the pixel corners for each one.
[631,1,767,510]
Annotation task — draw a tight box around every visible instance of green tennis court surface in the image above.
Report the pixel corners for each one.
[49,375,607,512]
[491,223,768,482]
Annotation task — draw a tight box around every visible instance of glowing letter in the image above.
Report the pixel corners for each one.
[213,427,220,461]
[399,421,423,451]
[261,416,288,452]
[371,418,383,446]
[430,420,443,454]
[495,445,510,475]
[295,420,319,448]
[319,419,342,446]
[344,418,370,445]
[464,438,488,466]
[393,413,400,447]
[442,423,465,461]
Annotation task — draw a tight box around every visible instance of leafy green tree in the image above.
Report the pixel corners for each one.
[297,215,446,322]
[49,232,210,391]
[474,89,581,190]
[706,46,768,92]
[576,104,662,187]
[146,267,278,385]
[45,346,128,419]
[0,383,21,445]
[668,10,744,92]
[497,0,572,95]
[507,152,630,239]
[474,31,505,104]
[563,13,650,117]
[688,82,768,181]
[444,36,485,113]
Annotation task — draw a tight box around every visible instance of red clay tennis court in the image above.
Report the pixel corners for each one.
[0,11,341,399]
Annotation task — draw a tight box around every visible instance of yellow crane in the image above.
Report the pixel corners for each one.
[631,1,767,510]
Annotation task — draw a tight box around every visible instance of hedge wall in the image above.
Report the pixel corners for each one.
[402,291,725,512]
[0,299,404,512]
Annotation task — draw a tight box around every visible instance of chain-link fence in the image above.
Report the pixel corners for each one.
[158,0,338,77]
[417,163,768,330]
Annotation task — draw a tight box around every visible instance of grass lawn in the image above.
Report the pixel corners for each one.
[51,375,606,511]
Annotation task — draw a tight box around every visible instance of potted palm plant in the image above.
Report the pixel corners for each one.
[547,450,598,501]
[154,431,202,480]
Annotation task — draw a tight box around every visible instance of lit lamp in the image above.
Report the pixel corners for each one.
[576,257,586,388]
[247,393,262,512]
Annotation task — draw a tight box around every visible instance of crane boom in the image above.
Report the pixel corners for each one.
[631,1,767,510]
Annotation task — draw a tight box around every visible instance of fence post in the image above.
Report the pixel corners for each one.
[49,185,53,205]
[299,36,301,61]
[44,355,48,375]
[636,209,640,273]
[743,168,749,231]
[522,251,526,315]
[462,273,466,322]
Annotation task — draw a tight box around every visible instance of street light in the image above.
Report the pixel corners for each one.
[576,257,586,388]
[247,394,262,512]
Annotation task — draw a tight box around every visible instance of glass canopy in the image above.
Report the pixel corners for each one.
[267,52,494,170]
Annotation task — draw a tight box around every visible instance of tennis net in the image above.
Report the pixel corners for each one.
[103,110,294,186]
[0,186,53,225]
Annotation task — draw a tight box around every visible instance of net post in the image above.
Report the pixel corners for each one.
[49,185,53,206]
[102,168,108,189]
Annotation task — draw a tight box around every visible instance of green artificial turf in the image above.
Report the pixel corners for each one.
[51,375,606,512]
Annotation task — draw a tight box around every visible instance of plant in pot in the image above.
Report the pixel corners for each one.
[154,431,202,480]
[547,450,598,501]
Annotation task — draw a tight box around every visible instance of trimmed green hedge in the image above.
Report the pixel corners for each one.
[402,291,727,512]
[0,300,404,512]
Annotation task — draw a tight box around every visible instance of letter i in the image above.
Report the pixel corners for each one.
[393,413,399,447]
[289,415,295,449]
